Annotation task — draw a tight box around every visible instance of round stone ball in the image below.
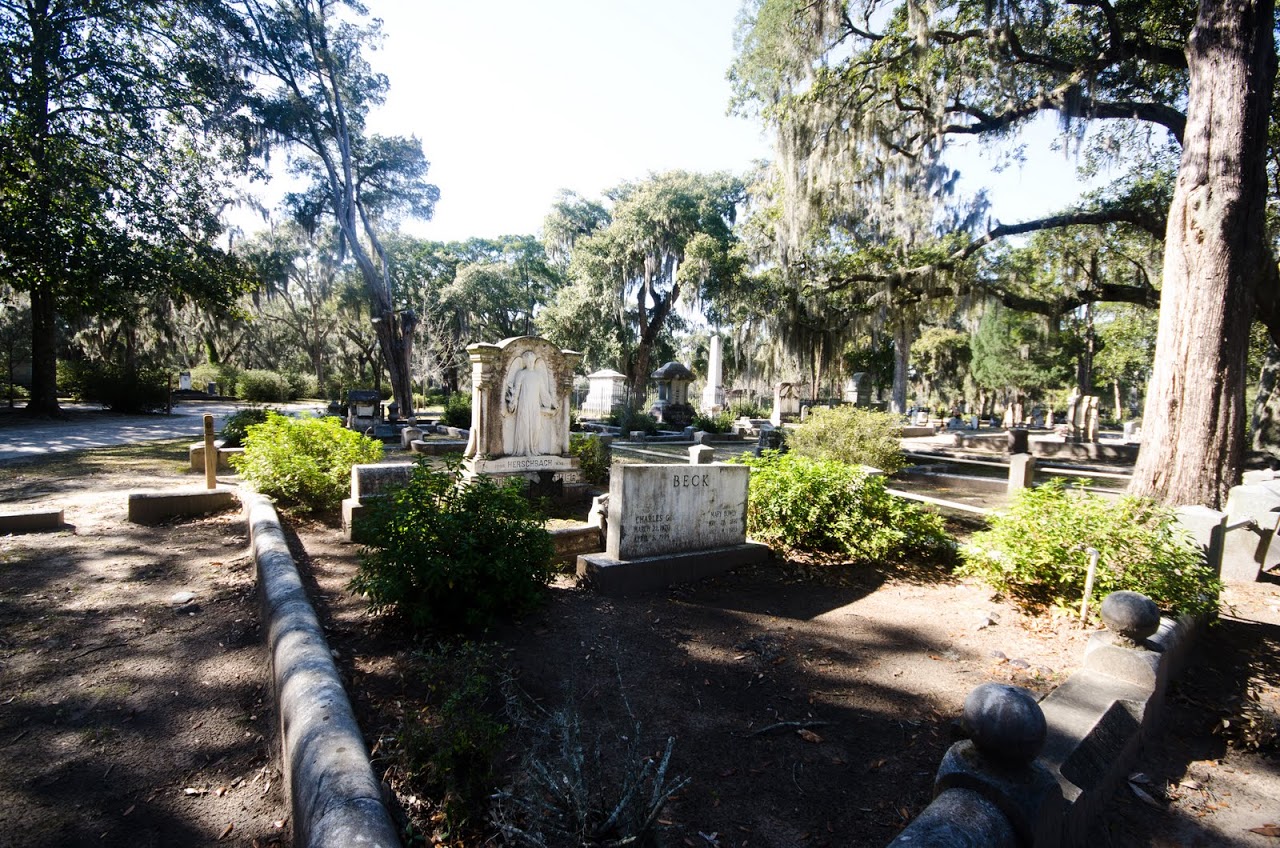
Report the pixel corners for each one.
[962,683,1047,765]
[1100,590,1161,642]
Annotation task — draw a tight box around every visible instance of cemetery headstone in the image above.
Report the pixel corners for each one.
[577,462,770,592]
[346,389,382,431]
[843,372,871,407]
[179,371,192,391]
[582,369,628,420]
[462,336,584,493]
[771,381,800,426]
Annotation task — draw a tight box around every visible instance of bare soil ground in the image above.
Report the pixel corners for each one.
[0,441,289,848]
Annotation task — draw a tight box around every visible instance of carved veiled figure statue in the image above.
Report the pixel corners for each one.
[504,351,560,456]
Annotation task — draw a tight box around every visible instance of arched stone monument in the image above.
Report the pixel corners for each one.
[463,336,583,486]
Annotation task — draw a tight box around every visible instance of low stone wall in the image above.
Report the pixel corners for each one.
[888,591,1200,848]
[246,493,399,847]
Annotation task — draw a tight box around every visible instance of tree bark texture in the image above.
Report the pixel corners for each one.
[1252,343,1280,460]
[26,283,59,415]
[1129,0,1276,508]
[890,319,911,414]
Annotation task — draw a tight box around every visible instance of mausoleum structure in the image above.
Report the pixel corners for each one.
[650,361,695,428]
[462,336,583,489]
[582,368,628,420]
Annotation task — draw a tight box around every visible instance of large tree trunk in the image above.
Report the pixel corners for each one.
[1252,343,1280,460]
[890,318,912,414]
[1129,0,1275,508]
[374,310,416,420]
[26,283,60,415]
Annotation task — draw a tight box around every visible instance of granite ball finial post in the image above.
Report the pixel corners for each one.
[1100,590,1161,647]
[962,682,1047,766]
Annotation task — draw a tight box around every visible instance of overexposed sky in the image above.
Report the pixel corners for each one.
[370,0,771,241]
[240,1,1104,243]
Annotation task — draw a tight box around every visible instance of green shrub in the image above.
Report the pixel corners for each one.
[236,369,292,402]
[56,360,169,412]
[735,452,951,562]
[608,406,659,435]
[284,371,319,400]
[729,400,766,419]
[788,405,906,473]
[960,480,1219,615]
[569,433,611,485]
[189,363,240,396]
[351,460,554,630]
[691,411,734,434]
[230,412,383,511]
[394,641,508,833]
[219,406,276,447]
[443,391,472,429]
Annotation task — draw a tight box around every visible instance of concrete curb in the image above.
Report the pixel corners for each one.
[245,493,399,848]
[0,508,65,534]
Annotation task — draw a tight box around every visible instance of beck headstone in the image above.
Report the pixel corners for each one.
[578,462,769,592]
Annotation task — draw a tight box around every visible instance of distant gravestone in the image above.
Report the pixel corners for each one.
[577,463,770,592]
[178,371,192,391]
[582,369,628,420]
[771,382,800,426]
[650,361,695,428]
[463,336,584,490]
[843,372,871,407]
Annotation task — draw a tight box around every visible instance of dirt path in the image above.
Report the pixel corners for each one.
[0,444,288,847]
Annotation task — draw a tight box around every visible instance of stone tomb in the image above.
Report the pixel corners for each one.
[463,336,584,492]
[577,463,770,593]
[582,368,628,420]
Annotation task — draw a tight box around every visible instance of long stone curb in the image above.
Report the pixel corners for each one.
[245,493,400,847]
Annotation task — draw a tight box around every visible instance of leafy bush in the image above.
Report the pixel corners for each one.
[219,406,276,447]
[735,452,951,562]
[569,433,611,485]
[691,411,734,433]
[443,391,472,429]
[608,406,659,436]
[236,369,292,402]
[189,363,240,396]
[729,400,766,419]
[788,405,906,473]
[394,641,508,833]
[351,460,554,630]
[284,371,319,400]
[960,480,1219,615]
[230,412,383,511]
[57,360,169,412]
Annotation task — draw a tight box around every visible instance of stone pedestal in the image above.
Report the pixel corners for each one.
[701,334,725,413]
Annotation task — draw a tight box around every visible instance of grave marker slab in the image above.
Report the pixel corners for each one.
[578,463,769,593]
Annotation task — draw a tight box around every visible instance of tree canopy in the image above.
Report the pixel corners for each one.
[0,0,258,412]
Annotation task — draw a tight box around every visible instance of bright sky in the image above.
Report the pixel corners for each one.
[246,1,1105,244]
[369,0,769,242]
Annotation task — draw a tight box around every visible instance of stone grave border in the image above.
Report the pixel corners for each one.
[245,492,400,848]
